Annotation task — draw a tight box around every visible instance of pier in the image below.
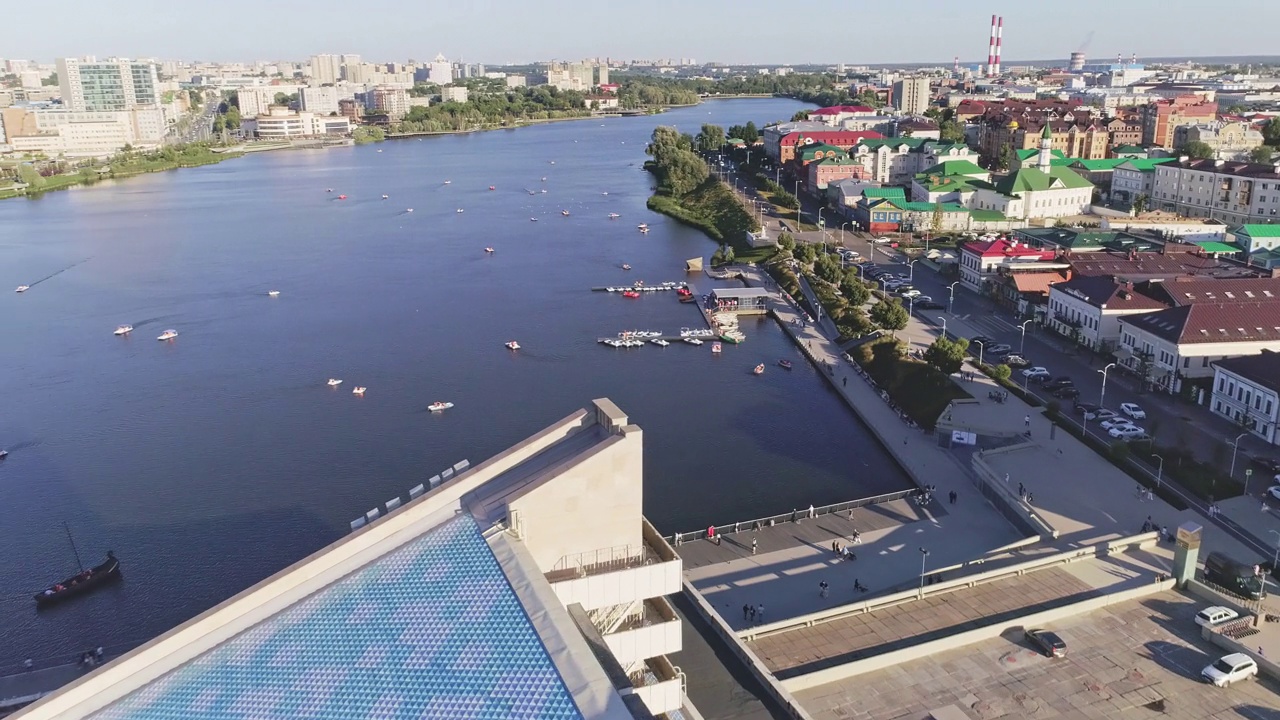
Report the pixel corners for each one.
[590,282,689,293]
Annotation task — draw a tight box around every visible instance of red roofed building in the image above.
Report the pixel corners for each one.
[778,130,885,163]
[598,83,620,94]
[808,105,877,126]
[959,237,1060,292]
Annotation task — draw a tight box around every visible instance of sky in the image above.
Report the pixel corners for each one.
[9,0,1280,66]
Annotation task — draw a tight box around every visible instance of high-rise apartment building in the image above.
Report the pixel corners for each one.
[237,87,276,118]
[427,54,452,85]
[891,77,930,116]
[299,86,341,115]
[309,54,342,85]
[597,63,609,86]
[369,86,410,120]
[56,58,160,112]
[546,62,596,92]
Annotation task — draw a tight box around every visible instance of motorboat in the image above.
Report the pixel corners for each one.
[114,325,133,336]
[0,450,7,459]
[268,290,280,297]
[778,359,793,370]
[337,194,347,200]
[561,210,570,216]
[637,224,648,230]
[549,161,556,165]
[327,378,343,386]
[685,338,703,345]
[34,552,121,608]
[381,194,388,199]
[326,188,333,192]
[621,264,631,270]
[15,285,30,293]
[506,341,520,350]
[753,364,765,375]
[679,295,696,303]
[488,185,496,191]
[711,342,722,354]
[157,329,178,341]
[608,213,620,219]
[540,189,547,194]
[528,190,537,195]
[602,191,609,196]
[622,291,640,298]
[456,208,464,213]
[443,180,452,184]
[352,386,366,395]
[541,177,547,181]
[406,208,414,213]
[484,247,495,253]
[651,339,669,347]
[428,401,454,412]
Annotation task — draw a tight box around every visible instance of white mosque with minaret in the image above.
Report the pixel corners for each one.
[967,123,1097,221]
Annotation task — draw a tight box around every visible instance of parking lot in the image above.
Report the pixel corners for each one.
[794,590,1280,720]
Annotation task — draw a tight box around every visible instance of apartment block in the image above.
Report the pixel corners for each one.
[1150,158,1280,225]
[56,58,160,112]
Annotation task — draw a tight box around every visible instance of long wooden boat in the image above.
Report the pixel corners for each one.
[34,552,121,608]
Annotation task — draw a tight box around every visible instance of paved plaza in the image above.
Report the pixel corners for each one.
[794,590,1280,720]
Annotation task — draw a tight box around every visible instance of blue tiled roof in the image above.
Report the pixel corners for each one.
[91,515,584,720]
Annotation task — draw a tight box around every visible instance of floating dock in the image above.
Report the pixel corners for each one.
[591,282,689,293]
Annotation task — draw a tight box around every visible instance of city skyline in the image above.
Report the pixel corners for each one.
[8,0,1280,67]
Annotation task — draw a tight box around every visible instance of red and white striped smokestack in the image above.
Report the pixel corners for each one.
[987,14,997,75]
[993,16,1003,75]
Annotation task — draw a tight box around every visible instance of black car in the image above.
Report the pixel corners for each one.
[1025,628,1067,658]
[1052,386,1081,400]
[970,335,994,346]
[1043,379,1075,392]
[916,300,945,310]
[1038,374,1072,386]
[1074,402,1100,414]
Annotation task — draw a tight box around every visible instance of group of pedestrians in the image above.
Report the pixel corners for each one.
[1016,482,1035,505]
[1141,515,1171,542]
[741,603,766,625]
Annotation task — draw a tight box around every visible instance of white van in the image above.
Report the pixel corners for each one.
[1195,606,1239,627]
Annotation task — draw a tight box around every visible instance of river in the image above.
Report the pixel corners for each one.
[0,98,910,667]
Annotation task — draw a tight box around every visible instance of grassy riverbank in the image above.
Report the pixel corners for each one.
[0,145,241,201]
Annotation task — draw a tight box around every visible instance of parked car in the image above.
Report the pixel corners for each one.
[1038,374,1072,386]
[1195,606,1240,627]
[1042,379,1075,392]
[916,300,945,310]
[1109,425,1148,440]
[971,335,994,346]
[1091,408,1119,422]
[900,289,922,299]
[1074,402,1100,414]
[872,237,892,244]
[1002,354,1030,368]
[1201,653,1258,687]
[1052,387,1081,400]
[1022,367,1050,379]
[988,343,1012,355]
[1120,402,1146,420]
[1100,417,1136,431]
[1025,628,1067,658]
[1204,552,1265,600]
[1267,485,1280,501]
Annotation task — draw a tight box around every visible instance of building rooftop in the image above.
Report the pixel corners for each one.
[963,238,1057,260]
[861,187,906,201]
[1120,302,1280,345]
[1145,277,1280,307]
[917,159,985,177]
[1067,250,1252,281]
[993,165,1093,195]
[1213,349,1280,394]
[1049,275,1168,311]
[1165,158,1280,180]
[87,514,584,720]
[1235,224,1280,239]
[1016,227,1152,251]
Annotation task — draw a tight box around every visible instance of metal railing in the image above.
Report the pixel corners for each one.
[667,488,920,544]
[548,543,660,579]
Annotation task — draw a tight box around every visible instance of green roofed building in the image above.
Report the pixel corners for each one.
[970,128,1096,221]
[1231,224,1280,270]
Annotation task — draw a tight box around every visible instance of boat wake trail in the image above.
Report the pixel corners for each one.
[29,257,93,287]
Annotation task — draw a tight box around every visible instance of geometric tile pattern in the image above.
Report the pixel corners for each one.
[90,515,585,720]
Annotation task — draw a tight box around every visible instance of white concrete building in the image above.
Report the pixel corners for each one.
[309,54,342,85]
[298,86,340,115]
[440,85,469,103]
[1211,350,1280,445]
[1172,121,1265,161]
[14,400,696,720]
[958,237,1059,292]
[970,125,1095,221]
[1117,302,1280,394]
[1045,276,1168,351]
[505,75,527,88]
[236,87,275,118]
[369,86,410,120]
[427,53,452,85]
[1150,158,1280,225]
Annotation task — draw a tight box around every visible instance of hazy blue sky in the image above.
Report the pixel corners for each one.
[10,0,1279,65]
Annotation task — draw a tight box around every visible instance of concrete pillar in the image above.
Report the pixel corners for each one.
[1172,521,1203,588]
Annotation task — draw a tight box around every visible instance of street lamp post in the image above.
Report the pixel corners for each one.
[947,282,960,314]
[1019,319,1033,354]
[1153,453,1164,489]
[918,547,930,597]
[973,340,985,367]
[938,317,947,338]
[840,221,851,246]
[879,278,890,293]
[909,296,916,316]
[775,167,781,184]
[908,259,920,282]
[1270,530,1280,571]
[1229,432,1248,480]
[1098,362,1117,408]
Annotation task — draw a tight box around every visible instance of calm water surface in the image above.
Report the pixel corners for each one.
[0,99,910,665]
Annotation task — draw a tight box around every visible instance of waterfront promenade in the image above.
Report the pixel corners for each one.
[680,263,1269,630]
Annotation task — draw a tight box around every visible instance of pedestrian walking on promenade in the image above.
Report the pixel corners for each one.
[949,490,958,505]
[757,604,765,624]
[852,529,862,544]
[1024,415,1031,428]
[24,658,33,672]
[749,605,756,622]
[819,580,829,598]
[843,377,847,387]
[752,537,758,555]
[1027,493,1034,505]
[1018,482,1025,497]
[1004,473,1010,485]
[743,604,751,621]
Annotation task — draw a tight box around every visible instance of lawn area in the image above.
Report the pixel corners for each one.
[855,337,970,428]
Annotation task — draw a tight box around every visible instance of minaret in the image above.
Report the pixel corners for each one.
[1036,124,1053,171]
